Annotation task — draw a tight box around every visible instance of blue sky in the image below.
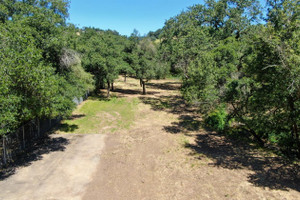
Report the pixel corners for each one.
[67,0,204,36]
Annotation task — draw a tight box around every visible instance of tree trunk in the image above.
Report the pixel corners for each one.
[231,103,264,147]
[111,82,114,91]
[96,79,105,93]
[124,73,127,82]
[248,128,265,147]
[30,124,32,138]
[288,96,300,158]
[99,78,105,89]
[140,78,142,87]
[107,80,110,97]
[142,81,146,95]
[293,126,300,158]
[37,118,40,137]
[3,136,7,166]
[23,125,25,149]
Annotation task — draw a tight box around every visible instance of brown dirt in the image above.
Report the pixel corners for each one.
[1,76,299,200]
[0,134,106,200]
[83,77,300,200]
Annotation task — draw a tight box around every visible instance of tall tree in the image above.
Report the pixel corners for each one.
[134,38,168,95]
[0,0,94,136]
[77,28,128,97]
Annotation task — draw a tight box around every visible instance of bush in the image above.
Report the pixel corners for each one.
[204,105,228,132]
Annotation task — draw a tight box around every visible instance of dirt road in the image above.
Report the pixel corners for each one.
[0,134,106,200]
[0,77,299,200]
[83,78,300,200]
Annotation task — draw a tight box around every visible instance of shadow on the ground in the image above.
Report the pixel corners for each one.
[147,82,181,91]
[0,136,69,181]
[139,95,196,114]
[185,131,300,191]
[113,88,160,97]
[139,81,300,192]
[67,114,86,120]
[114,88,141,95]
[164,115,202,135]
[140,94,201,136]
[88,93,111,101]
[58,123,79,133]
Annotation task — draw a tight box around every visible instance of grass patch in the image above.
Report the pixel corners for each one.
[179,135,190,147]
[57,97,139,134]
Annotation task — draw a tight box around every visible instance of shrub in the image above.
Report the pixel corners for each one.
[204,105,228,132]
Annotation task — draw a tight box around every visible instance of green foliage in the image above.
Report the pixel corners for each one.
[127,36,169,94]
[0,0,94,136]
[135,38,159,80]
[76,28,129,92]
[204,105,228,131]
[0,0,170,137]
[0,20,63,131]
[147,29,162,41]
[181,53,219,111]
[159,0,300,157]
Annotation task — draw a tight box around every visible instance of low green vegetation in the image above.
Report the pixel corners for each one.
[204,105,228,132]
[58,97,139,134]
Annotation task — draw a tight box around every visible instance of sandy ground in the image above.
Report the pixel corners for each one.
[0,77,299,200]
[0,134,106,200]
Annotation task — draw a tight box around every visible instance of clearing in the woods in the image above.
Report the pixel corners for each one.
[0,76,299,200]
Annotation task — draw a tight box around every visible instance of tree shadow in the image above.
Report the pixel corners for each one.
[113,88,160,97]
[139,81,300,192]
[0,136,69,181]
[138,79,300,192]
[164,115,202,135]
[161,100,300,192]
[147,81,181,91]
[185,130,300,192]
[58,123,79,133]
[140,91,203,137]
[114,88,141,95]
[88,93,111,101]
[139,95,196,114]
[67,114,85,120]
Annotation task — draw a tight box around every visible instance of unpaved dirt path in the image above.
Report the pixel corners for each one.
[0,134,106,200]
[84,77,300,200]
[1,77,299,200]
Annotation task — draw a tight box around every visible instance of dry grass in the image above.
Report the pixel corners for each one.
[84,76,300,200]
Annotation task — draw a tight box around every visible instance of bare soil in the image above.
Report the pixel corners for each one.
[84,77,300,200]
[0,77,299,200]
[0,134,106,200]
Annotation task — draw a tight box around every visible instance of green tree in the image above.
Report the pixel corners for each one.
[0,0,94,136]
[239,0,300,155]
[134,38,168,94]
[78,28,128,97]
[160,0,300,157]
